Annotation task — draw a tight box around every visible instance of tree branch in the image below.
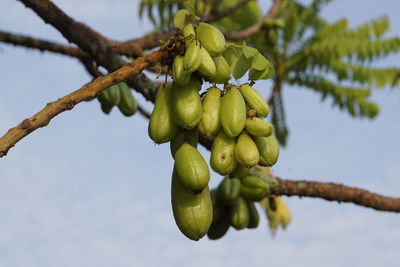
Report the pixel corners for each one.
[224,0,283,41]
[0,49,167,157]
[18,0,158,102]
[271,178,400,213]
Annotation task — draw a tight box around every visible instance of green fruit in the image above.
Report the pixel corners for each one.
[245,117,273,137]
[173,55,191,86]
[184,40,202,72]
[197,46,216,79]
[170,80,202,129]
[98,86,112,104]
[170,127,198,159]
[117,82,137,116]
[253,135,280,167]
[198,87,222,137]
[247,201,260,229]
[210,189,227,223]
[148,84,177,144]
[229,164,250,178]
[220,86,246,137]
[229,197,249,230]
[196,23,226,56]
[239,84,269,117]
[107,84,121,105]
[183,23,195,37]
[210,131,237,175]
[100,103,113,114]
[207,216,230,240]
[239,175,269,201]
[170,128,198,159]
[171,168,213,241]
[217,177,241,205]
[174,144,210,193]
[234,132,259,167]
[209,56,231,84]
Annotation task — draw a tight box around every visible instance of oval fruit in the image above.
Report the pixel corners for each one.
[239,175,269,201]
[209,56,231,84]
[245,117,273,137]
[173,55,191,86]
[207,216,230,240]
[184,40,201,73]
[229,197,249,230]
[253,135,280,167]
[174,144,210,193]
[210,131,237,175]
[117,82,137,116]
[198,87,222,137]
[247,201,260,229]
[239,84,269,117]
[148,84,177,144]
[170,80,202,129]
[196,22,226,56]
[217,177,241,205]
[197,46,216,79]
[170,127,198,159]
[220,86,246,137]
[234,132,259,167]
[210,189,226,223]
[171,168,213,241]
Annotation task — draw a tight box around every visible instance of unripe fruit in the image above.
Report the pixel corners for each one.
[171,168,213,241]
[239,84,269,117]
[117,82,137,116]
[217,177,241,205]
[240,175,269,201]
[182,23,195,37]
[247,201,260,229]
[235,132,259,167]
[209,56,231,84]
[174,144,210,193]
[170,127,198,159]
[207,215,230,240]
[210,189,227,223]
[220,86,246,137]
[196,23,226,56]
[184,40,202,72]
[210,131,237,175]
[170,80,202,129]
[173,55,191,86]
[253,135,280,167]
[148,84,177,144]
[245,117,273,137]
[229,197,249,230]
[198,87,222,137]
[229,164,250,178]
[197,46,216,79]
[107,84,121,105]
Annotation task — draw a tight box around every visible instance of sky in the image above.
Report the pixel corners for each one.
[0,0,400,266]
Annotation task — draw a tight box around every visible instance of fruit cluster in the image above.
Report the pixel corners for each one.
[147,11,285,241]
[97,82,138,116]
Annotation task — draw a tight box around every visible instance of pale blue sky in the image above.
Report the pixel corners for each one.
[0,0,399,266]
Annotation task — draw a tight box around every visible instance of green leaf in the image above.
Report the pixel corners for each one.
[242,44,258,59]
[223,45,242,66]
[251,53,271,71]
[174,9,190,29]
[231,53,252,79]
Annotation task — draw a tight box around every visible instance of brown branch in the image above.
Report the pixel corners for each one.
[224,0,283,41]
[18,0,158,102]
[0,30,88,59]
[137,105,151,119]
[271,178,400,213]
[0,49,167,157]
